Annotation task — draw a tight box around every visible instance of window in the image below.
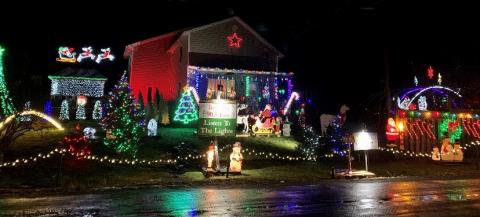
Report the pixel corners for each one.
[206,79,235,99]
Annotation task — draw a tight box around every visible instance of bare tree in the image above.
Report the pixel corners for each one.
[0,114,33,164]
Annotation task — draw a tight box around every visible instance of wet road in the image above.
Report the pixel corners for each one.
[1,179,480,216]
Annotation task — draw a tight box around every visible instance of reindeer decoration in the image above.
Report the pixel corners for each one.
[320,104,350,136]
[236,103,249,134]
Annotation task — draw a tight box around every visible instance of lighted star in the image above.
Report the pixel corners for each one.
[227,33,243,48]
[427,66,434,79]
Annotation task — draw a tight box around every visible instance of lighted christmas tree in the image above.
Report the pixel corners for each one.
[76,103,86,120]
[101,73,143,156]
[173,87,198,124]
[59,99,69,120]
[92,100,102,120]
[0,46,15,117]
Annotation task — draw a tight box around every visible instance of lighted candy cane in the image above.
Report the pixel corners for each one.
[283,92,300,115]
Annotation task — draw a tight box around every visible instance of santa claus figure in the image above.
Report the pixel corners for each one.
[229,142,243,173]
[386,118,399,141]
[260,104,273,128]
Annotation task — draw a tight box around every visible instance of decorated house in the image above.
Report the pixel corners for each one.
[48,67,107,120]
[384,66,479,161]
[123,17,294,113]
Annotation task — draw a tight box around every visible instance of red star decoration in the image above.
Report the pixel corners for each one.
[227,32,243,48]
[427,66,434,79]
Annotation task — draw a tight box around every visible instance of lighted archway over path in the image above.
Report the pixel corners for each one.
[0,110,64,131]
[403,85,462,109]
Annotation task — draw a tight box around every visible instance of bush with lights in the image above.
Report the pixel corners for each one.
[60,124,91,159]
[324,115,349,157]
[101,73,144,156]
[296,125,325,159]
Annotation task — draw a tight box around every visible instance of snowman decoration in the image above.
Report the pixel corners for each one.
[147,119,158,136]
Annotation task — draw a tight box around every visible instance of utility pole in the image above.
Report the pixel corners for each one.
[384,47,392,114]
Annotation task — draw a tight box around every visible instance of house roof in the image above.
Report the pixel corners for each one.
[172,17,284,58]
[48,67,107,81]
[124,16,284,58]
[123,30,187,58]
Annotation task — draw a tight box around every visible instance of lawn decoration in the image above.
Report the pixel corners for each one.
[206,141,215,172]
[229,142,243,173]
[236,103,249,134]
[147,119,157,136]
[83,127,96,139]
[62,124,91,159]
[252,104,275,136]
[320,104,350,136]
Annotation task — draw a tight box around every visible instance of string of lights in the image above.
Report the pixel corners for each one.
[379,147,432,158]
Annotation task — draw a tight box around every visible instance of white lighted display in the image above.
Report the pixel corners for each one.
[353,131,378,151]
[418,96,428,111]
[95,48,115,63]
[77,47,96,62]
[49,77,106,97]
[147,119,158,136]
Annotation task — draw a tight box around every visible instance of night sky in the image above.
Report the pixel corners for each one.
[1,1,480,128]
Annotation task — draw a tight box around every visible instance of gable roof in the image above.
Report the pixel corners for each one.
[123,30,186,58]
[48,67,107,80]
[170,16,284,58]
[124,17,283,58]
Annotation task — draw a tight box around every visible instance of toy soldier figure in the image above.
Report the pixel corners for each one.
[207,141,215,171]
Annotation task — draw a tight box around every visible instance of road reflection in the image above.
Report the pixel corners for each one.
[1,179,480,216]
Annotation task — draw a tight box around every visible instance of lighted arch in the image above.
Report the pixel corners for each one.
[404,86,462,109]
[0,110,64,131]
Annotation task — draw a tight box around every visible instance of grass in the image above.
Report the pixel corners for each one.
[3,124,480,193]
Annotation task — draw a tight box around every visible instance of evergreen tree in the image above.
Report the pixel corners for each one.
[76,103,86,120]
[154,89,161,120]
[0,46,15,117]
[101,73,144,156]
[92,100,102,120]
[59,99,69,120]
